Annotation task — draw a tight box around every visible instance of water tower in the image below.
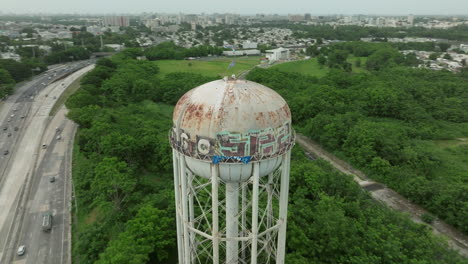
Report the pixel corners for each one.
[170,77,294,264]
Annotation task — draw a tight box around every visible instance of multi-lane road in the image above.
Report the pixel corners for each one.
[0,61,94,264]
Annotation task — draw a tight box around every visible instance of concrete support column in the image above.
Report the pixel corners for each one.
[172,151,184,264]
[251,163,260,264]
[276,152,291,264]
[179,155,191,264]
[211,165,220,264]
[226,182,239,263]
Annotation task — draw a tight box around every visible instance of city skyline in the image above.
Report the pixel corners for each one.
[1,0,468,15]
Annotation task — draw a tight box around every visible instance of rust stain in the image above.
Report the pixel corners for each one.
[205,107,213,119]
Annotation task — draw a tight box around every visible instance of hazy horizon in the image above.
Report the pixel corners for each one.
[1,0,468,16]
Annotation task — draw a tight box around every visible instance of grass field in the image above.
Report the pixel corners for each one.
[270,58,329,78]
[348,56,369,73]
[154,56,262,78]
[270,57,369,77]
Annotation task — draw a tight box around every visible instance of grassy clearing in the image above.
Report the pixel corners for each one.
[270,58,329,78]
[49,76,83,116]
[270,56,369,77]
[153,56,262,78]
[348,56,369,73]
[428,140,468,181]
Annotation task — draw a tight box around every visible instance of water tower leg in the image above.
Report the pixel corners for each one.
[266,172,274,259]
[188,171,195,262]
[179,156,191,264]
[226,182,239,263]
[241,182,247,260]
[211,164,220,264]
[276,152,291,264]
[251,163,260,264]
[172,151,184,264]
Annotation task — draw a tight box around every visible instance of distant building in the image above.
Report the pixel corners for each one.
[266,47,290,61]
[144,19,161,31]
[0,52,21,61]
[408,14,415,25]
[305,13,312,20]
[288,14,304,22]
[102,16,130,27]
[87,25,102,35]
[54,40,74,47]
[460,44,468,53]
[104,44,124,51]
[223,49,261,56]
[242,41,258,49]
[38,31,72,40]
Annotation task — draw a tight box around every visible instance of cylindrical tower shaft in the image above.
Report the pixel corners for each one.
[226,182,239,263]
[211,164,220,264]
[276,152,291,264]
[172,151,184,264]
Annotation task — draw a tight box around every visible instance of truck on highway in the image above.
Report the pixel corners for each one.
[42,212,53,232]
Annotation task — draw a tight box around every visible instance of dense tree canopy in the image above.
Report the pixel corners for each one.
[144,41,224,60]
[68,54,468,263]
[247,60,468,234]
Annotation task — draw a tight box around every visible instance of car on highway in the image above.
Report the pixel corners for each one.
[42,212,53,232]
[3,127,7,131]
[4,150,9,155]
[42,144,47,149]
[41,82,46,86]
[7,133,11,137]
[17,245,26,256]
[49,176,55,183]
[14,127,18,131]
[7,118,11,122]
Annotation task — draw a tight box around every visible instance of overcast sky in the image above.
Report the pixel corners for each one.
[1,0,467,15]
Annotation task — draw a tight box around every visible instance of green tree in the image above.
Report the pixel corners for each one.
[0,68,15,97]
[366,48,405,71]
[0,59,32,82]
[438,42,450,52]
[96,205,174,264]
[317,55,327,65]
[92,157,136,210]
[429,52,440,60]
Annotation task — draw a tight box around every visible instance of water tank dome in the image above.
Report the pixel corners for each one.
[170,78,294,182]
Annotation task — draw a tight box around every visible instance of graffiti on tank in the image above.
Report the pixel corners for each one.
[170,122,293,161]
[216,131,251,156]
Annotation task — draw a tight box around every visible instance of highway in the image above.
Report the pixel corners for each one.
[0,61,94,264]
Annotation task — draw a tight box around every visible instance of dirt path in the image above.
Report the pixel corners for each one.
[295,133,468,257]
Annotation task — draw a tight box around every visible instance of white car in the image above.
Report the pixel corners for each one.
[17,245,26,256]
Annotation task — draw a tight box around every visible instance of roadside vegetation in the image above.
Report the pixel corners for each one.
[66,50,467,263]
[49,75,84,116]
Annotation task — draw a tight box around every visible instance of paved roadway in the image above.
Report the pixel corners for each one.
[0,62,94,264]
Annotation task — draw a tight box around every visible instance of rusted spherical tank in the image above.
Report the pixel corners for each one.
[170,78,294,182]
